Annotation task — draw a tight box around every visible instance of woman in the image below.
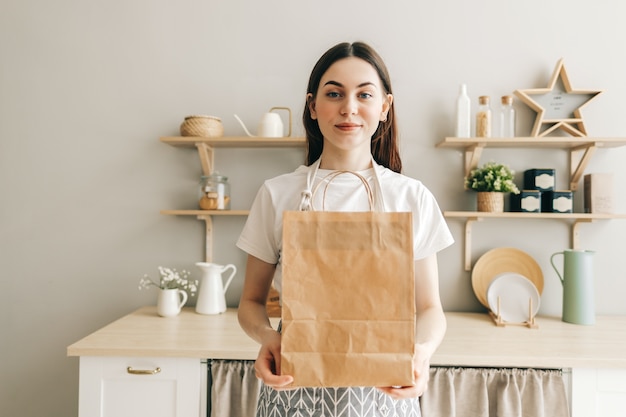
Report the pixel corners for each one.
[237,41,454,417]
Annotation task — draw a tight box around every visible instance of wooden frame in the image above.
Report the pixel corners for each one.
[514,59,602,137]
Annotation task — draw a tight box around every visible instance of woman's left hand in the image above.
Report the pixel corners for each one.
[378,347,430,399]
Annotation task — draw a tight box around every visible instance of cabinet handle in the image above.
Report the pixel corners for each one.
[126,366,162,375]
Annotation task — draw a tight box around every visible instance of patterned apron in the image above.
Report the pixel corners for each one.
[256,384,422,417]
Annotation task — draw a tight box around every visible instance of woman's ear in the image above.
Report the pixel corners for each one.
[380,93,393,121]
[307,93,317,120]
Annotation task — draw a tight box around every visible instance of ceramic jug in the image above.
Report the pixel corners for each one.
[550,249,595,325]
[195,262,236,315]
[157,288,188,317]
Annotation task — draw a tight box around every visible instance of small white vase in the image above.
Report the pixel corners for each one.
[156,288,188,317]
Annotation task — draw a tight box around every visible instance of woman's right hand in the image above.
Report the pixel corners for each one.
[254,330,294,389]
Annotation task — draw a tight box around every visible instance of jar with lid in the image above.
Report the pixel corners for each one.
[500,95,516,138]
[476,96,492,137]
[198,173,230,210]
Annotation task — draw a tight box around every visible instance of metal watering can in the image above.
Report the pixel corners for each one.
[550,249,595,325]
[195,262,236,315]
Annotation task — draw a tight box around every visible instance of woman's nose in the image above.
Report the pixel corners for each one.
[340,97,358,115]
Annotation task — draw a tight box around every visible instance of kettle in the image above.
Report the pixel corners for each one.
[234,107,292,138]
[195,262,237,315]
[550,249,595,325]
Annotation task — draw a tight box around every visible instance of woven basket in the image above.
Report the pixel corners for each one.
[180,115,224,137]
[477,192,504,212]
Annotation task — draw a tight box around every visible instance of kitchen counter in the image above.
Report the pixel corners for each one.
[67,306,626,369]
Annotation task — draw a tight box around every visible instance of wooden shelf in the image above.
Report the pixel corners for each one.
[437,137,626,191]
[161,136,306,262]
[161,136,306,177]
[160,210,250,216]
[160,136,306,148]
[444,210,626,271]
[436,137,626,149]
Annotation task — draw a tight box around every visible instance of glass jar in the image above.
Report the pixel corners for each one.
[476,95,492,137]
[198,173,230,210]
[500,95,516,138]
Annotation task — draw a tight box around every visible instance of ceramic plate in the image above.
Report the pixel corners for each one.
[471,247,544,308]
[487,272,541,323]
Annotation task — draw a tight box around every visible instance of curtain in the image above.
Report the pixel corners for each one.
[209,362,570,417]
[210,360,261,417]
[420,367,570,417]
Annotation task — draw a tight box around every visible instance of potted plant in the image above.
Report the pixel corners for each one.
[465,161,520,212]
[139,266,198,317]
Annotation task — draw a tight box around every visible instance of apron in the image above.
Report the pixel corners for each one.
[256,384,422,417]
[256,159,421,417]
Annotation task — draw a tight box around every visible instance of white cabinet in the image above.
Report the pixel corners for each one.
[78,356,206,417]
[571,368,626,417]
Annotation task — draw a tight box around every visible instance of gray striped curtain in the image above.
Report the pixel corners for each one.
[209,362,569,417]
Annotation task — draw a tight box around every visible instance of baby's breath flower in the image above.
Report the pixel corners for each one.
[138,266,198,296]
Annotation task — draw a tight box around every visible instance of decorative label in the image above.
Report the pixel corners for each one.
[521,196,540,212]
[535,173,555,190]
[553,196,572,212]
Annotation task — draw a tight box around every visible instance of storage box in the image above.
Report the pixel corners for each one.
[510,190,541,212]
[524,169,556,191]
[541,190,573,213]
[584,173,614,214]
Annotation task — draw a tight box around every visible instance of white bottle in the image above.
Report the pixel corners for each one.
[500,95,516,138]
[455,84,471,138]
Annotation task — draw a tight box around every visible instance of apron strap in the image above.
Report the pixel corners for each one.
[298,157,386,212]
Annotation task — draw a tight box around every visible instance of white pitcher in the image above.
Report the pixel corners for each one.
[195,262,236,315]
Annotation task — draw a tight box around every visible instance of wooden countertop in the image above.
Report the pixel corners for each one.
[67,306,626,368]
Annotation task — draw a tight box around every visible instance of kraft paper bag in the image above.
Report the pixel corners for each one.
[281,209,415,388]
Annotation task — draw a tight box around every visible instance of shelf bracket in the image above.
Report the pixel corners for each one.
[197,215,213,262]
[572,218,593,250]
[463,217,481,271]
[464,144,485,178]
[196,142,214,176]
[569,144,596,191]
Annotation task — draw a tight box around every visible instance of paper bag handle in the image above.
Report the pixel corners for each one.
[310,170,374,211]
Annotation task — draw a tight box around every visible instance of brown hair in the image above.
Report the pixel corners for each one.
[302,42,402,173]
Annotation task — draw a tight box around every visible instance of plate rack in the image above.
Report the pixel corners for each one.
[488,296,538,329]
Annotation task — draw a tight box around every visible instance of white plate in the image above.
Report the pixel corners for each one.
[487,272,540,323]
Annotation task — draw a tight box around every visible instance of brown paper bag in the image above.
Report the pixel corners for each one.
[281,209,415,387]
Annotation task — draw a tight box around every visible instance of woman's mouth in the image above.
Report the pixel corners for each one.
[335,122,361,131]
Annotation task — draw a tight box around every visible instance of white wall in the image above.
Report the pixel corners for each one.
[2,1,625,415]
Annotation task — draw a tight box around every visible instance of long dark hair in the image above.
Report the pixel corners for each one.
[302,42,402,173]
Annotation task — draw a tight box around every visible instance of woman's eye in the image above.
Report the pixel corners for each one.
[326,91,341,98]
[359,92,373,99]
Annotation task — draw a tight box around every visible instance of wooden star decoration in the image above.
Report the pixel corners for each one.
[514,58,603,137]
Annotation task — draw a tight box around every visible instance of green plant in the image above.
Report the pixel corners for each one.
[465,161,520,194]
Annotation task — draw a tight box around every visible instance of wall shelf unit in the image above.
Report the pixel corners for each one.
[445,211,626,271]
[161,136,305,262]
[436,137,626,190]
[438,137,626,271]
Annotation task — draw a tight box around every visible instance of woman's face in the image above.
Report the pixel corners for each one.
[309,57,392,156]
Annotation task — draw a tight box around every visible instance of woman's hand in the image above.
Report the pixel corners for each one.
[378,346,430,399]
[254,329,294,389]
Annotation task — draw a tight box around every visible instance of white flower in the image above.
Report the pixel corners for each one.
[138,266,199,296]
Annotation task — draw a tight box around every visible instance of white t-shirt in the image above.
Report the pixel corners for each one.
[236,162,454,295]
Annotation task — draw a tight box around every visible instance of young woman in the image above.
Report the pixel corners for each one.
[237,41,454,417]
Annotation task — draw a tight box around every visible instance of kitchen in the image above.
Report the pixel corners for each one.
[2,1,626,417]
